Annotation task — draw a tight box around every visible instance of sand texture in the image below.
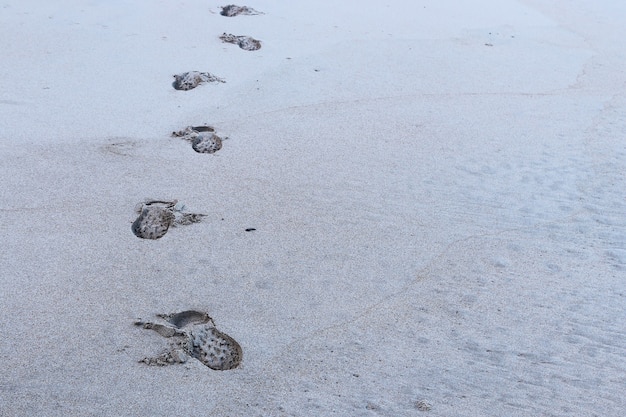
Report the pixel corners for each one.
[1,0,625,416]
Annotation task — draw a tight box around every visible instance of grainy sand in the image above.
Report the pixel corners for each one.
[1,1,625,416]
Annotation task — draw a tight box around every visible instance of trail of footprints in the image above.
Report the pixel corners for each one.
[132,4,265,370]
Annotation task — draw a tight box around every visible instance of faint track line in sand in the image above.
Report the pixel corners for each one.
[270,208,588,360]
[225,209,594,413]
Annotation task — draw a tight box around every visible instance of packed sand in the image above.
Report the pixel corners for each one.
[1,1,625,416]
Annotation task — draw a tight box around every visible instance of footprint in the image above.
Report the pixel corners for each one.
[415,400,432,411]
[172,71,225,91]
[101,140,138,157]
[131,200,205,239]
[172,126,225,154]
[220,5,263,17]
[135,310,242,370]
[220,33,261,51]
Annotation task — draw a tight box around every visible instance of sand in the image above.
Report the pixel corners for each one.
[1,0,625,416]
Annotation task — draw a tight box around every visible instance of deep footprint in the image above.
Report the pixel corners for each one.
[172,126,224,154]
[172,71,225,91]
[220,5,263,17]
[135,310,242,370]
[131,200,205,239]
[220,33,261,51]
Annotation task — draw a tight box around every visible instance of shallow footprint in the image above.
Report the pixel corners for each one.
[131,200,205,239]
[173,71,225,91]
[220,5,263,17]
[101,140,138,157]
[135,310,242,370]
[220,33,261,51]
[172,126,224,154]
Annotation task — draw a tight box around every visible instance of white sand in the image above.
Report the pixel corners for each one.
[1,0,625,415]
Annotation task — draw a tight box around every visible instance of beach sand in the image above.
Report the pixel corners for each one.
[1,1,625,415]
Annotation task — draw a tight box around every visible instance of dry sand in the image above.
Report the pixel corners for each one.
[1,0,625,416]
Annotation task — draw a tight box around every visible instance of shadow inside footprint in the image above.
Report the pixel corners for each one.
[163,310,212,328]
[172,71,225,91]
[132,200,206,239]
[135,310,242,370]
[220,5,263,16]
[220,33,261,51]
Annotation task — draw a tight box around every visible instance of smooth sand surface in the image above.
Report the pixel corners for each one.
[1,1,625,416]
